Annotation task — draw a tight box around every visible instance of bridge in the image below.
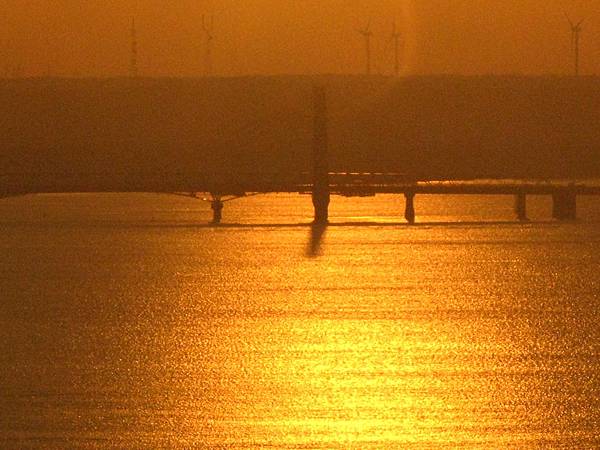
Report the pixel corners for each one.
[2,169,598,223]
[2,77,600,224]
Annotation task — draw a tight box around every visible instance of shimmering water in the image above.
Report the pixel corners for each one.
[1,193,600,448]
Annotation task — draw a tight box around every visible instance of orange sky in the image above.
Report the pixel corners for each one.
[1,0,598,77]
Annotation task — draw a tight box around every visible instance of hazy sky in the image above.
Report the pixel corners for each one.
[1,0,598,77]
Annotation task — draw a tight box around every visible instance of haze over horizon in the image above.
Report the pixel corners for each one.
[1,0,599,78]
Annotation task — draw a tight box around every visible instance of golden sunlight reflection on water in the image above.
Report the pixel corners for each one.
[1,194,600,448]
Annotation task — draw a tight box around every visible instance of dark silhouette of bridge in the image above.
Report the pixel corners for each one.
[2,79,600,224]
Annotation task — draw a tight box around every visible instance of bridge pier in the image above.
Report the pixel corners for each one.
[514,193,528,222]
[404,191,416,224]
[312,85,330,224]
[552,190,577,221]
[312,192,330,225]
[211,197,224,224]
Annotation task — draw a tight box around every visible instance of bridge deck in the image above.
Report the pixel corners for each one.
[2,173,598,223]
[2,174,600,198]
[329,181,600,197]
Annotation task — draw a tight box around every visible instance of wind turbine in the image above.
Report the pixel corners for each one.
[358,20,373,75]
[201,14,215,76]
[391,21,402,76]
[130,17,138,77]
[565,14,584,76]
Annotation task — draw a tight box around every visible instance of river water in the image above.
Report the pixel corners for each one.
[1,193,600,448]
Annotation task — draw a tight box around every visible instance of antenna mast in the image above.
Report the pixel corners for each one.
[391,21,401,76]
[358,21,373,75]
[130,17,138,77]
[202,14,215,76]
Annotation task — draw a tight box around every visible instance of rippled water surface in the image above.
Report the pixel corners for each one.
[1,194,600,448]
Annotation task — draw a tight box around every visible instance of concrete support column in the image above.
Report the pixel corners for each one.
[312,85,330,224]
[211,198,224,224]
[312,193,330,224]
[404,191,416,224]
[514,193,528,222]
[552,190,577,221]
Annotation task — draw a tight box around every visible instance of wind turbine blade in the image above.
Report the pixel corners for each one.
[564,12,574,27]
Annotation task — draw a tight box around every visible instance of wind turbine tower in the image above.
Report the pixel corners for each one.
[566,15,584,76]
[202,14,215,76]
[130,17,138,77]
[358,21,373,75]
[391,21,402,76]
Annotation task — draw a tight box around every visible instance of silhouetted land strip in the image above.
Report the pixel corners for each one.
[2,75,600,223]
